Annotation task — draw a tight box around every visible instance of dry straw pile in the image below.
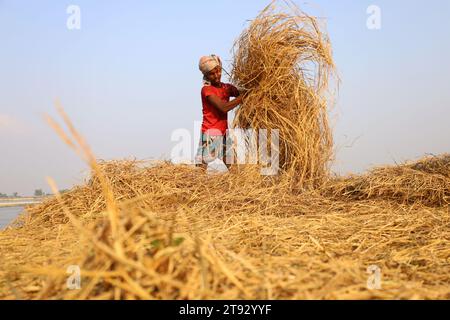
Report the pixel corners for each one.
[324,155,450,207]
[0,2,449,300]
[1,146,448,299]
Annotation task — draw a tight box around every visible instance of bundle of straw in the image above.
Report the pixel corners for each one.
[231,1,336,187]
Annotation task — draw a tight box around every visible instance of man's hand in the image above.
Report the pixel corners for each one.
[237,86,248,95]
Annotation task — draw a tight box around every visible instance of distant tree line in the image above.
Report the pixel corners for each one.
[0,189,68,198]
[0,192,19,198]
[33,189,63,197]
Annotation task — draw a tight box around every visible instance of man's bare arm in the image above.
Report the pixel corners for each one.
[206,95,243,113]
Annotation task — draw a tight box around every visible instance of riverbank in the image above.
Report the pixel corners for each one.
[0,197,44,208]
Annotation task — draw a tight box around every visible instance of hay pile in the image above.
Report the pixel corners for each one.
[231,1,336,187]
[1,155,449,299]
[324,154,450,207]
[0,3,449,300]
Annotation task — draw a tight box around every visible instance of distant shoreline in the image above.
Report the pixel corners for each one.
[0,202,39,208]
[0,197,44,208]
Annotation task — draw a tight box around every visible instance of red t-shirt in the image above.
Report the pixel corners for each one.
[201,83,239,136]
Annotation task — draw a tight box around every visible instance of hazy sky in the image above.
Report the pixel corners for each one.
[1,0,449,195]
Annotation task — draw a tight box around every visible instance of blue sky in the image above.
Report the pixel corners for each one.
[0,0,449,195]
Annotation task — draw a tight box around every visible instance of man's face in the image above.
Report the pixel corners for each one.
[207,66,222,85]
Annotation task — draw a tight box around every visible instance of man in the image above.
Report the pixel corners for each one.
[195,55,243,168]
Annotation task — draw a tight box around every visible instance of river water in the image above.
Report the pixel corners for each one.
[0,206,24,230]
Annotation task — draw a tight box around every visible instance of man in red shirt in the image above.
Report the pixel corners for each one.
[196,55,243,168]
